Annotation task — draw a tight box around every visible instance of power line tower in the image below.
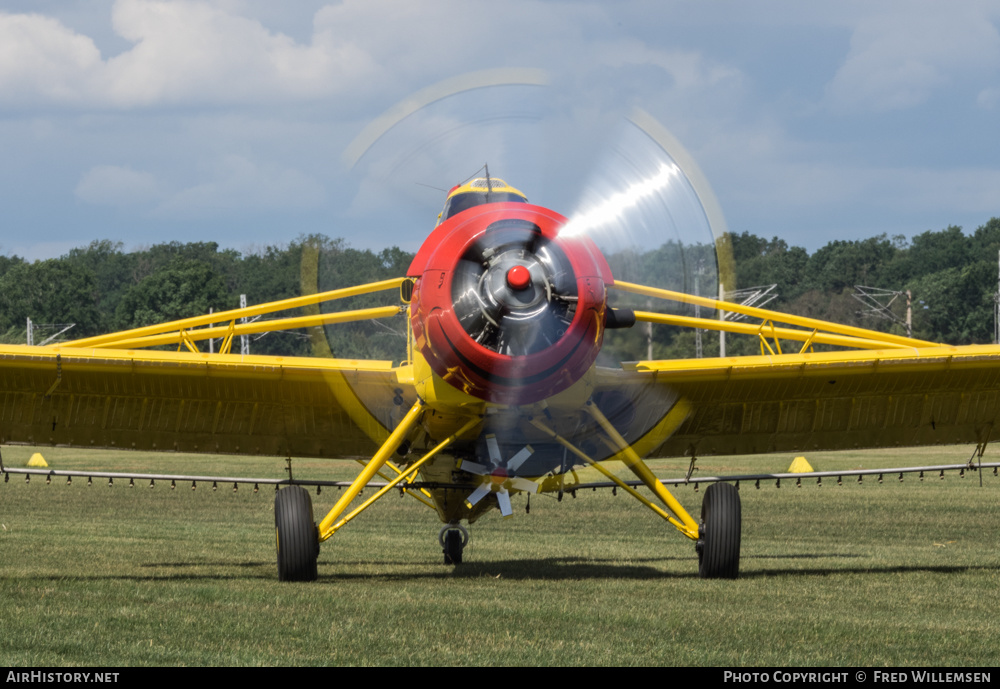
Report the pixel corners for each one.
[694,259,703,358]
[26,318,75,346]
[722,285,779,318]
[995,250,999,344]
[853,286,912,338]
[718,284,778,357]
[240,294,250,356]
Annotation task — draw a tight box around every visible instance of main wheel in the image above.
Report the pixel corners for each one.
[697,482,741,579]
[275,486,319,582]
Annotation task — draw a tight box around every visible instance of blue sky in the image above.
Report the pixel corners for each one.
[1,0,999,261]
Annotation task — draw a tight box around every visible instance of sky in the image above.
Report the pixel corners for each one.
[2,0,999,262]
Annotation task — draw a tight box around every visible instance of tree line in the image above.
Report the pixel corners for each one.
[2,217,998,360]
[723,217,1000,350]
[0,235,410,359]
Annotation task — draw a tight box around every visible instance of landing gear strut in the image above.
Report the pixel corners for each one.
[275,486,319,581]
[439,524,469,565]
[696,482,741,579]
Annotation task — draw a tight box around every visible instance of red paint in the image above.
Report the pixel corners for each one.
[409,202,613,405]
[505,265,532,291]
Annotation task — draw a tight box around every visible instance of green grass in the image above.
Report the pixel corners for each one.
[1,445,998,666]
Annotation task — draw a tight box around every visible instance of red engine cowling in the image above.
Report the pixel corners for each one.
[409,203,613,405]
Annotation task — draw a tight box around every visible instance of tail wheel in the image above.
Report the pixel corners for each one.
[443,530,464,565]
[439,524,469,565]
[697,482,741,579]
[275,486,319,582]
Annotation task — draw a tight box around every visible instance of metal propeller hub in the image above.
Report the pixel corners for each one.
[452,224,577,357]
[483,251,546,310]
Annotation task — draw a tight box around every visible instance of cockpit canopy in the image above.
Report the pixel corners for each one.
[438,177,528,225]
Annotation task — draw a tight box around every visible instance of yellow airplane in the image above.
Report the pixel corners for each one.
[2,173,999,582]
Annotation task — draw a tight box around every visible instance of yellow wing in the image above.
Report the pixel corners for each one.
[0,277,416,459]
[597,281,1000,460]
[620,345,1000,458]
[0,343,415,458]
[0,277,417,458]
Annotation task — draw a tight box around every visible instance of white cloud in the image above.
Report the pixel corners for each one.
[152,154,326,217]
[75,164,163,206]
[869,166,1000,214]
[0,11,103,104]
[101,0,379,106]
[74,155,327,218]
[0,1,743,111]
[725,155,1000,219]
[3,240,83,263]
[6,1,998,261]
[0,0,383,108]
[594,39,742,91]
[825,5,1000,112]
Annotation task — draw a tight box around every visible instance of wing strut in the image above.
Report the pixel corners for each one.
[614,280,939,349]
[528,418,687,528]
[527,402,700,540]
[317,399,425,541]
[584,400,701,540]
[61,277,407,350]
[353,458,437,509]
[326,417,482,530]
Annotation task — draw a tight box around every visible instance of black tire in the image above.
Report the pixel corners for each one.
[443,529,463,565]
[275,486,319,582]
[697,482,741,579]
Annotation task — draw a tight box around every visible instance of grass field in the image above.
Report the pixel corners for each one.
[1,444,998,666]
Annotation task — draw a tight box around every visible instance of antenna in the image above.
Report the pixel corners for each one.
[414,182,448,193]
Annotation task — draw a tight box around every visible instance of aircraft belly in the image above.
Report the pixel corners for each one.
[413,453,494,524]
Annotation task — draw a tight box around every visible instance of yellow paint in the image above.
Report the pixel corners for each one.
[585,401,700,540]
[446,176,527,200]
[412,352,484,409]
[9,251,1000,546]
[96,306,403,351]
[318,400,425,541]
[626,343,1000,379]
[63,277,406,349]
[528,417,679,524]
[330,416,480,532]
[615,280,938,348]
[788,457,814,473]
[633,311,914,350]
